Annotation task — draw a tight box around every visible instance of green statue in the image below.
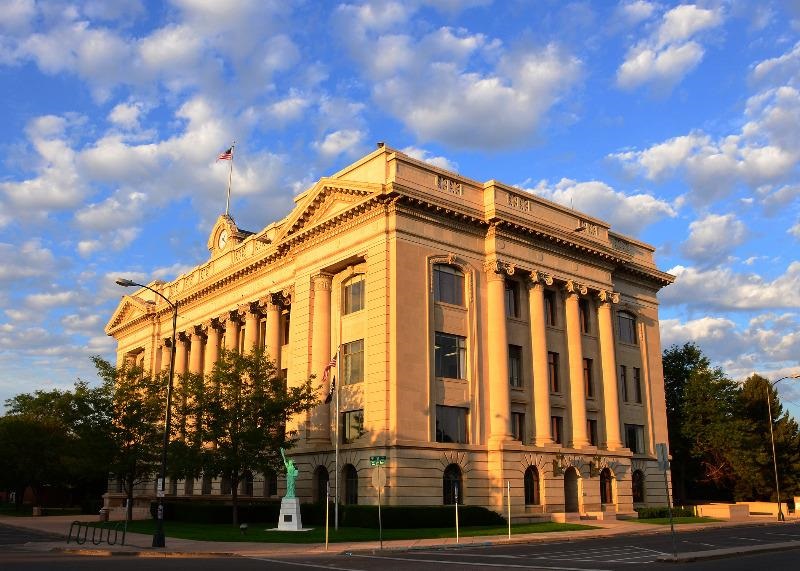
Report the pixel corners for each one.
[280,448,298,499]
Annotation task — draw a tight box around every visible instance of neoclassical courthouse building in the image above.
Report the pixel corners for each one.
[106,144,674,518]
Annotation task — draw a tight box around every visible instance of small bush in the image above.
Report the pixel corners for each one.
[340,505,505,529]
[635,506,694,519]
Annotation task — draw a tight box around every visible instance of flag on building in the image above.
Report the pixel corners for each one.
[323,353,338,403]
[217,146,233,161]
[324,376,336,404]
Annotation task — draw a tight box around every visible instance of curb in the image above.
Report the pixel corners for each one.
[656,540,800,563]
[54,547,239,558]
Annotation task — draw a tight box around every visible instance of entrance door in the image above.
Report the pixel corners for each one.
[564,467,580,513]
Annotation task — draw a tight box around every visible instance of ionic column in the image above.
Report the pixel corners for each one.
[188,325,206,375]
[564,281,589,448]
[203,319,222,374]
[241,301,262,353]
[486,262,512,444]
[222,310,241,352]
[526,273,553,446]
[597,290,624,450]
[309,273,333,443]
[265,294,283,365]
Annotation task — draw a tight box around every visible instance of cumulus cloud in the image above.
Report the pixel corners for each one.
[681,213,747,266]
[401,146,459,172]
[751,41,800,87]
[525,178,677,235]
[617,4,723,93]
[0,239,57,284]
[312,130,366,160]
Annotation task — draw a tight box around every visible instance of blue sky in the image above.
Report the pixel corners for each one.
[1,1,799,418]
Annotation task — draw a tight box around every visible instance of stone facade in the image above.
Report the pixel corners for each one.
[106,144,674,518]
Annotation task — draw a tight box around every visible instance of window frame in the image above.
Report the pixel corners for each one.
[620,365,629,402]
[624,423,645,454]
[505,280,519,318]
[435,405,469,444]
[587,418,598,446]
[551,415,564,444]
[633,367,643,404]
[435,332,467,380]
[544,290,557,327]
[433,264,465,306]
[340,409,364,444]
[632,469,646,503]
[443,464,463,505]
[617,311,637,344]
[511,411,525,443]
[548,351,560,393]
[578,298,590,334]
[508,344,523,388]
[583,357,594,398]
[342,274,365,315]
[524,466,540,506]
[342,339,364,385]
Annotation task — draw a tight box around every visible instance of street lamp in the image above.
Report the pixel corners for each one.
[765,374,800,522]
[115,278,178,548]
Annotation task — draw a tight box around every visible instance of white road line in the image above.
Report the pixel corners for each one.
[682,540,717,547]
[765,532,800,538]
[733,537,765,542]
[349,553,611,571]
[248,556,359,571]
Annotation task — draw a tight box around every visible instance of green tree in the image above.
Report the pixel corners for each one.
[194,348,317,525]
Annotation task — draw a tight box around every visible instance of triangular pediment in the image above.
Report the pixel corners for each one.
[105,295,155,333]
[276,178,384,242]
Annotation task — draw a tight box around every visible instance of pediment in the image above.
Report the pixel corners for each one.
[105,295,155,333]
[276,178,383,242]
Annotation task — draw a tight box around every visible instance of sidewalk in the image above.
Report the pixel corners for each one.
[2,513,798,559]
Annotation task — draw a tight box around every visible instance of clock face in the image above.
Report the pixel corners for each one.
[218,229,228,249]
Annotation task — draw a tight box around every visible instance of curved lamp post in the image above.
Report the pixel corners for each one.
[115,278,178,548]
[766,374,800,522]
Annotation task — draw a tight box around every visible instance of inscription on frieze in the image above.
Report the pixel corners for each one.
[506,192,532,212]
[577,220,599,236]
[435,175,463,196]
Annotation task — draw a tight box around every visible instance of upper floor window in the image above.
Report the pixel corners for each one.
[342,339,364,385]
[505,280,519,318]
[509,345,523,388]
[511,412,525,442]
[548,351,560,393]
[583,358,594,398]
[544,290,557,326]
[341,409,365,444]
[342,274,365,315]
[633,367,643,403]
[579,299,590,334]
[436,406,468,444]
[620,365,629,402]
[625,423,645,454]
[435,332,467,379]
[433,264,464,306]
[618,311,637,344]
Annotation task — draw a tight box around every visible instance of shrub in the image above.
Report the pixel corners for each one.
[635,506,694,519]
[340,505,505,529]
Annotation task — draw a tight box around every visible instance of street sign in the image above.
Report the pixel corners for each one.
[370,455,387,466]
[372,468,387,489]
[656,443,669,471]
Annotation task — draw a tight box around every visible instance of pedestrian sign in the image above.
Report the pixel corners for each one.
[370,455,386,466]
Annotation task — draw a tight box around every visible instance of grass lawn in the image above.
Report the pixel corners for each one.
[636,517,722,525]
[121,520,597,543]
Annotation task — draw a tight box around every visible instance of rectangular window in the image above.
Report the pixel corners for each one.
[343,275,365,314]
[624,423,645,454]
[544,291,556,326]
[505,281,519,318]
[436,405,468,443]
[618,312,637,344]
[341,409,364,444]
[435,332,467,379]
[509,345,523,388]
[433,265,464,306]
[282,312,291,345]
[587,419,598,446]
[342,339,364,385]
[512,412,525,442]
[583,358,594,398]
[548,351,560,393]
[258,319,267,349]
[620,365,629,402]
[633,367,643,404]
[551,415,564,444]
[579,299,590,334]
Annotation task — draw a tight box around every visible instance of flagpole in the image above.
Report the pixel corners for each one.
[334,344,341,531]
[225,141,236,216]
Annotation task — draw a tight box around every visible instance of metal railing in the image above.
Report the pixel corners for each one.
[67,520,126,546]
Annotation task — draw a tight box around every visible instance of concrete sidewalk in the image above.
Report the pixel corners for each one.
[2,513,799,560]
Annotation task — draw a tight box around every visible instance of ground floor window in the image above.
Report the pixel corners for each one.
[524,466,540,505]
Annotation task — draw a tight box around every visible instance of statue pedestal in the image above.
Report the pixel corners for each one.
[277,497,304,531]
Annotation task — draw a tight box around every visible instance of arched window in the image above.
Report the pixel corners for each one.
[314,466,329,504]
[524,466,540,505]
[343,464,358,505]
[600,468,613,504]
[433,264,464,306]
[443,464,463,505]
[343,274,365,314]
[617,311,637,344]
[632,470,645,503]
[264,469,278,497]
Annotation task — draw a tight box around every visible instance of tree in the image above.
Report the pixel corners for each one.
[192,348,317,525]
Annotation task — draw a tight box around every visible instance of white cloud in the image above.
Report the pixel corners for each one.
[108,102,144,129]
[790,221,800,239]
[25,291,81,310]
[617,4,723,93]
[751,41,800,87]
[617,1,656,26]
[0,240,57,284]
[401,146,459,172]
[526,178,677,235]
[0,0,36,33]
[313,130,366,160]
[681,213,747,265]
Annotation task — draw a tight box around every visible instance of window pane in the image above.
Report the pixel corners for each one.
[579,299,589,333]
[583,358,593,398]
[634,367,642,403]
[436,405,468,443]
[505,281,518,318]
[509,345,522,388]
[434,265,464,306]
[341,409,364,444]
[551,415,563,444]
[512,412,525,442]
[343,339,364,384]
[435,332,466,379]
[343,275,365,314]
[618,312,637,344]
[544,291,556,326]
[548,352,560,392]
[620,365,628,402]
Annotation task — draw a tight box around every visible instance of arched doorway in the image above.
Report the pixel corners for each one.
[564,466,580,513]
[600,468,613,505]
[443,464,462,505]
[524,466,540,505]
[313,466,329,504]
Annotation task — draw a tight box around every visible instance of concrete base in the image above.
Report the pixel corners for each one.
[277,497,304,531]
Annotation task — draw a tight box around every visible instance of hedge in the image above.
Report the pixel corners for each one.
[635,506,695,519]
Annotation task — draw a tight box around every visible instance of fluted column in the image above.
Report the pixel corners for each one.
[188,325,205,374]
[223,310,241,352]
[309,273,333,443]
[242,301,262,353]
[597,290,624,450]
[204,319,222,374]
[526,273,553,446]
[486,262,512,444]
[265,294,283,365]
[564,281,589,448]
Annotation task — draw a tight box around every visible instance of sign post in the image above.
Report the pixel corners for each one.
[656,443,677,561]
[507,481,511,541]
[325,481,330,551]
[370,456,387,550]
[454,484,460,544]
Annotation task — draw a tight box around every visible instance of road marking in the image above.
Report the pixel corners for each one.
[765,532,800,538]
[733,537,765,542]
[248,557,359,571]
[682,540,717,547]
[349,553,611,571]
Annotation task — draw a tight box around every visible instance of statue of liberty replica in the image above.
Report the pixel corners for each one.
[277,448,304,530]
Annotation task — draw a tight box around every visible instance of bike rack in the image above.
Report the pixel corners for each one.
[67,521,126,546]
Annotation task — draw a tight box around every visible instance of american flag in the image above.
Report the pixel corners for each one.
[216,146,233,161]
[322,354,337,385]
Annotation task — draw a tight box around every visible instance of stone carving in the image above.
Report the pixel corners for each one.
[597,289,620,304]
[565,280,588,295]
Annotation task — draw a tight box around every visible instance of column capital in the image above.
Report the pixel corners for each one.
[204,317,225,332]
[311,272,334,291]
[484,259,515,278]
[596,289,620,304]
[220,308,243,325]
[177,331,190,343]
[191,323,208,340]
[525,270,553,289]
[564,280,588,296]
[239,300,265,317]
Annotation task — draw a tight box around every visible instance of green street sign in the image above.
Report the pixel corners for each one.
[370,455,387,466]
